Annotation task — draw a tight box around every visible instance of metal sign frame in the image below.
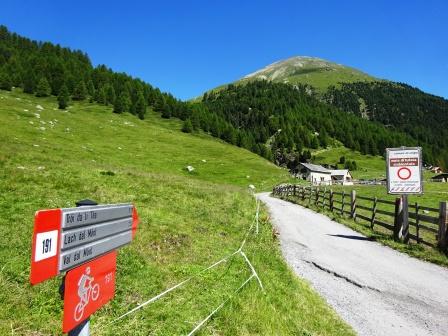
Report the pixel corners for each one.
[386,147,423,195]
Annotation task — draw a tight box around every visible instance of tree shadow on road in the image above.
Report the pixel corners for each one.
[327,234,376,242]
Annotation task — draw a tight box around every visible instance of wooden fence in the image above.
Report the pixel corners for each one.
[272,184,448,251]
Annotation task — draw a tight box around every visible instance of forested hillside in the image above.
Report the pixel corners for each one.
[324,81,448,166]
[200,81,422,166]
[0,25,192,120]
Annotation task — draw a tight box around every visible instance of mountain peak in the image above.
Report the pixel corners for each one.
[240,56,375,90]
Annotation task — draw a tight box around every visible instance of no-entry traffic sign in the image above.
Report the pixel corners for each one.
[386,147,423,194]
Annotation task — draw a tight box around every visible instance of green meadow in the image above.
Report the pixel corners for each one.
[0,89,354,335]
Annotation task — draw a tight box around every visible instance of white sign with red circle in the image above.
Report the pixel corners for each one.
[386,147,423,194]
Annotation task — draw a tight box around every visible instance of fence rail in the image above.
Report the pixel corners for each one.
[272,184,448,252]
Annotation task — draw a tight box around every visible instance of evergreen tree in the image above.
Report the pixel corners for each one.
[95,86,108,105]
[35,77,51,97]
[310,136,319,149]
[0,72,12,91]
[57,84,70,109]
[134,92,146,120]
[72,80,88,100]
[87,80,95,97]
[113,91,131,114]
[23,73,36,94]
[182,119,193,133]
[105,84,116,105]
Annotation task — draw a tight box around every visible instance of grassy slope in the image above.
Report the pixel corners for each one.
[0,89,354,335]
[312,144,386,180]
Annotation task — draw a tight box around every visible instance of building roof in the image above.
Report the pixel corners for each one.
[330,169,349,176]
[299,162,331,174]
[300,163,352,176]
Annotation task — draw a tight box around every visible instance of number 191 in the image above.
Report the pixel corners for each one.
[42,238,52,254]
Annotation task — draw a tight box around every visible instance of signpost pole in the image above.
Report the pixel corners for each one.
[66,199,98,336]
[401,195,409,243]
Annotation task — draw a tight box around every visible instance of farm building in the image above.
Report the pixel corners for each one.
[431,173,448,182]
[430,166,443,174]
[330,169,354,185]
[297,163,353,186]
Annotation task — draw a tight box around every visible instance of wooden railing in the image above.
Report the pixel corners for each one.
[272,184,448,251]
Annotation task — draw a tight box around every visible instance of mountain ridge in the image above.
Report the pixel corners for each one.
[237,56,377,91]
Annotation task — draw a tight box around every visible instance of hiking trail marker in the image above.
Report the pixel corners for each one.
[386,147,423,195]
[30,201,139,334]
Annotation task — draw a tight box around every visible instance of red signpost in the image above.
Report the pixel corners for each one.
[63,251,117,332]
[29,202,139,334]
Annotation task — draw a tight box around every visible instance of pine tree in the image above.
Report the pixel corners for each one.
[105,84,116,105]
[0,72,12,91]
[72,80,87,100]
[113,91,131,114]
[87,80,95,97]
[23,72,36,94]
[95,86,107,105]
[182,119,193,133]
[57,84,70,109]
[134,92,146,120]
[310,136,319,149]
[35,77,51,97]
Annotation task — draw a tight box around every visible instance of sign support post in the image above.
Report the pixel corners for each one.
[401,195,409,243]
[30,199,139,334]
[66,199,97,336]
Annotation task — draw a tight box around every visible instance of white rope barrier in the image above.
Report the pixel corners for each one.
[239,250,264,292]
[186,274,255,336]
[108,192,263,328]
[110,249,240,324]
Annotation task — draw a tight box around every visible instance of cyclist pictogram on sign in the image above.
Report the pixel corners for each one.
[74,267,100,321]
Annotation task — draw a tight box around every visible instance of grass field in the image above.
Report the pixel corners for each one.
[0,89,354,335]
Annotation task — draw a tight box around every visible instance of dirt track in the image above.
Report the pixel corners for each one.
[258,193,448,336]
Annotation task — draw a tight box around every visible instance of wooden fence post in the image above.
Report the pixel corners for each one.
[315,187,319,205]
[322,187,327,209]
[293,184,297,197]
[301,186,305,201]
[370,196,377,229]
[350,190,356,220]
[341,191,345,216]
[393,197,403,241]
[438,201,448,251]
[330,190,334,212]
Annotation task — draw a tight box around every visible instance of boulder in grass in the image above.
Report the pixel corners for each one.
[186,165,195,172]
[36,105,44,110]
[248,184,256,190]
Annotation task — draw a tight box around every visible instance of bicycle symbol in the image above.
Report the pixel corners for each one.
[74,267,100,321]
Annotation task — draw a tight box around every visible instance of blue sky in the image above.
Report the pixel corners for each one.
[1,0,447,100]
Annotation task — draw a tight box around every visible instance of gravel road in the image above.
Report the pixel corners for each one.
[258,193,448,336]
